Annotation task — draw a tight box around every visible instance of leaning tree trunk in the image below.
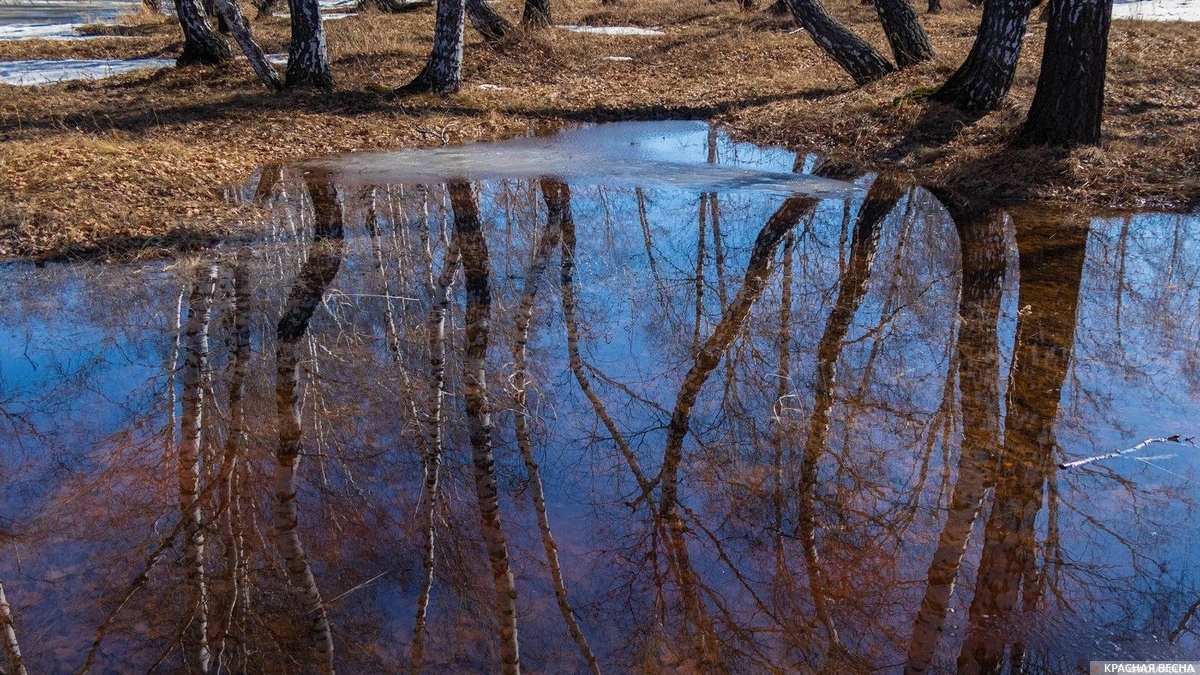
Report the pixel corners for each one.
[175,0,231,66]
[781,0,895,85]
[285,0,333,89]
[211,0,283,90]
[396,0,465,95]
[448,181,522,675]
[872,0,934,67]
[1018,0,1113,145]
[932,0,1030,112]
[522,0,551,27]
[466,0,515,43]
[275,181,344,674]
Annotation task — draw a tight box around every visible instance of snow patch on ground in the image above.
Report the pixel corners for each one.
[0,57,173,85]
[602,55,633,61]
[0,0,135,40]
[557,24,663,36]
[1113,0,1200,20]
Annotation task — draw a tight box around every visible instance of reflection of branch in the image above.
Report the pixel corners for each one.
[1170,595,1200,643]
[505,180,601,675]
[557,183,654,496]
[1059,435,1194,470]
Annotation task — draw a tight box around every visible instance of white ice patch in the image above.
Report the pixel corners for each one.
[0,0,136,41]
[294,120,855,198]
[0,57,174,85]
[602,55,633,61]
[557,24,663,36]
[1113,0,1200,20]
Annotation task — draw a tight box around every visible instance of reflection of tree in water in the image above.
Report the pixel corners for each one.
[2,171,1200,673]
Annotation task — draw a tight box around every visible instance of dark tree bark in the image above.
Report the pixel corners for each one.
[285,0,333,90]
[927,0,941,13]
[1018,0,1113,146]
[466,0,516,43]
[254,0,280,21]
[211,0,283,90]
[872,0,935,67]
[781,0,895,85]
[175,0,232,66]
[395,0,465,95]
[358,0,433,11]
[521,0,551,28]
[932,0,1030,112]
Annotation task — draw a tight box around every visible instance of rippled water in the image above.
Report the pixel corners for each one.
[2,122,1199,673]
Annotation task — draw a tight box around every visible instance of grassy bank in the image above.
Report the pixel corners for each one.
[0,0,1197,259]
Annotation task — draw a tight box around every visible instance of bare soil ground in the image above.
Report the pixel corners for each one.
[1,0,1197,259]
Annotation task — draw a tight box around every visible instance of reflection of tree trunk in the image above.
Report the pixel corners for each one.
[448,181,521,675]
[0,582,28,675]
[773,230,799,604]
[956,210,1087,674]
[217,260,252,672]
[181,263,217,674]
[693,194,708,354]
[275,181,344,675]
[797,175,900,653]
[658,192,826,669]
[904,203,1009,675]
[410,222,461,674]
[504,180,601,675]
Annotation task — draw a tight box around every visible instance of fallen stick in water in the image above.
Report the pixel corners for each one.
[1059,435,1196,470]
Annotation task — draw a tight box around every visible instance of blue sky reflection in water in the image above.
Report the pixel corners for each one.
[1,122,1199,673]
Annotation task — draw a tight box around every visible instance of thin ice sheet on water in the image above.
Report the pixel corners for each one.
[1113,0,1200,20]
[295,121,856,198]
[557,24,664,36]
[0,0,136,40]
[0,57,173,85]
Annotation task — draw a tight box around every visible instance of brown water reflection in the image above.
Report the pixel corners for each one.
[2,123,1199,674]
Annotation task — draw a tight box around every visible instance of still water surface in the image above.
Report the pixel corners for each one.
[1,122,1199,673]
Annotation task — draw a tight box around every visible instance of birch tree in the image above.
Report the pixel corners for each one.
[932,0,1031,112]
[286,0,333,89]
[175,0,231,66]
[780,0,895,85]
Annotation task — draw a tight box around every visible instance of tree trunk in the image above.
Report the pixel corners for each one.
[1018,0,1113,145]
[180,264,218,674]
[358,0,433,11]
[522,0,551,27]
[904,203,1009,674]
[927,0,941,12]
[396,0,465,95]
[466,0,515,43]
[448,181,522,675]
[275,181,344,674]
[254,0,280,21]
[211,0,283,90]
[285,0,333,89]
[781,0,895,85]
[872,0,934,67]
[175,0,231,66]
[932,0,1030,112]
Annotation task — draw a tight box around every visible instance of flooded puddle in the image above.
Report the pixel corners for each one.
[2,122,1199,672]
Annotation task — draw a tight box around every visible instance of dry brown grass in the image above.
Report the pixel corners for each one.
[1,0,1197,259]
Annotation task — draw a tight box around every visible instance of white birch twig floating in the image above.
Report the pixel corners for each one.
[1059,435,1196,470]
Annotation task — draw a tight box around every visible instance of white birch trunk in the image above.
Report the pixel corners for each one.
[0,582,28,675]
